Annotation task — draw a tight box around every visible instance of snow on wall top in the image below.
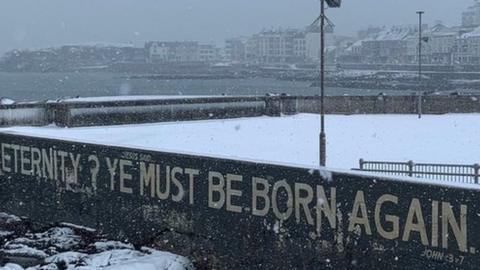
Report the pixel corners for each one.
[461,26,480,38]
[52,95,218,103]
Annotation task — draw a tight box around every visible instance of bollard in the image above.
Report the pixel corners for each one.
[408,160,415,177]
[359,159,365,170]
[280,95,298,115]
[264,96,282,116]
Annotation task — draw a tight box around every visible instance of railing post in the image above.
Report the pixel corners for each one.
[408,160,415,177]
[359,159,364,170]
[474,164,480,184]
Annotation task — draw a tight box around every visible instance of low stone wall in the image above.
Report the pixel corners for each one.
[1,95,479,128]
[296,95,480,114]
[46,96,274,127]
[0,96,294,128]
[0,103,47,127]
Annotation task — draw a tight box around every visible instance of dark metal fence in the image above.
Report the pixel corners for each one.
[355,159,480,184]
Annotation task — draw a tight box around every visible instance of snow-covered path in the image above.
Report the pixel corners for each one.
[2,114,479,169]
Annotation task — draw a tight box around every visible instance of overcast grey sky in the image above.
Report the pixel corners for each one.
[0,0,474,54]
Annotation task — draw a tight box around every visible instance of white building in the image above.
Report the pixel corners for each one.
[359,25,417,64]
[455,26,480,64]
[304,24,336,63]
[244,29,305,64]
[293,34,307,59]
[145,41,200,63]
[198,44,218,63]
[225,38,246,63]
[423,24,459,65]
[462,0,480,28]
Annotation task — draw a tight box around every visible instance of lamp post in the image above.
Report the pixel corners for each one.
[417,11,424,119]
[320,0,326,167]
[319,0,341,167]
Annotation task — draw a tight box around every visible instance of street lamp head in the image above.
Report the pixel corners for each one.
[325,0,342,8]
[416,11,425,14]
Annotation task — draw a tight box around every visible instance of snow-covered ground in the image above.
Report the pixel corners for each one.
[1,113,479,169]
[55,95,217,103]
[0,213,193,270]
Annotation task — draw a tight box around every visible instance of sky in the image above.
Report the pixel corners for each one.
[0,0,474,54]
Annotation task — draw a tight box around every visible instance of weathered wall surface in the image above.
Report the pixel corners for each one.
[1,95,480,127]
[0,103,47,127]
[296,95,480,114]
[0,133,478,269]
[0,96,287,127]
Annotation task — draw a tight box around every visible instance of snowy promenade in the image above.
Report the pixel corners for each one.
[2,113,479,170]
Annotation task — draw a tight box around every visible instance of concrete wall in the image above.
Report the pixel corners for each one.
[0,97,287,128]
[296,95,480,114]
[1,95,480,128]
[46,96,272,127]
[1,133,479,269]
[0,103,47,127]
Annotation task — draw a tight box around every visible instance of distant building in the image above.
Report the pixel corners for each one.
[337,44,358,63]
[232,26,339,64]
[359,25,417,64]
[455,26,480,64]
[225,38,246,63]
[0,44,145,72]
[293,33,307,60]
[422,24,459,65]
[305,24,335,63]
[462,0,480,28]
[242,29,307,64]
[357,27,383,40]
[338,23,467,66]
[199,44,219,63]
[245,35,260,63]
[145,41,201,63]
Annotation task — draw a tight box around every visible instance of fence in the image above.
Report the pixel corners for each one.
[355,159,480,184]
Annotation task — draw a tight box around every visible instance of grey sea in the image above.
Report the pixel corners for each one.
[0,72,396,102]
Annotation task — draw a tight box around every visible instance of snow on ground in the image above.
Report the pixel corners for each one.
[0,98,15,105]
[54,95,218,103]
[0,213,193,270]
[1,114,479,170]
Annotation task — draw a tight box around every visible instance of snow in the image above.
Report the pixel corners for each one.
[93,241,134,252]
[8,227,82,251]
[2,244,48,259]
[55,95,218,103]
[0,213,22,224]
[90,249,192,270]
[23,249,193,270]
[44,251,87,264]
[461,26,480,38]
[2,113,479,171]
[371,25,416,41]
[0,231,14,237]
[450,79,480,85]
[0,216,194,270]
[63,42,135,48]
[0,264,23,270]
[0,98,15,105]
[59,223,96,233]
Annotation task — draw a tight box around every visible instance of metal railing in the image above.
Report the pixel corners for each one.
[355,159,480,184]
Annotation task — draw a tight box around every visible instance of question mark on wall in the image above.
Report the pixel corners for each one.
[88,155,100,193]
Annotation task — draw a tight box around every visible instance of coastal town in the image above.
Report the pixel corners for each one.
[2,1,480,269]
[2,1,480,73]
